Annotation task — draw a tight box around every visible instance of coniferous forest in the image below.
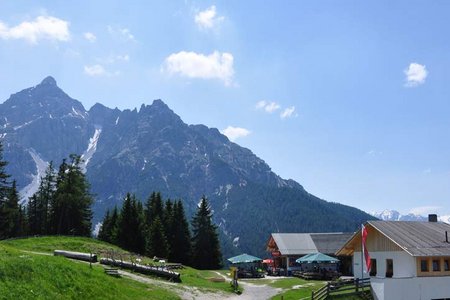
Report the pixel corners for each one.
[0,146,93,239]
[0,141,222,269]
[98,193,223,269]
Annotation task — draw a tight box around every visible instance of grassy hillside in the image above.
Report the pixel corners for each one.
[0,236,241,299]
[0,237,179,300]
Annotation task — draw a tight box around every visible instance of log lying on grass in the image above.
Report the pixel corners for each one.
[54,250,98,262]
[100,258,181,282]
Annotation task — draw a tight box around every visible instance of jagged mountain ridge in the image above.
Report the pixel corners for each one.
[0,77,375,257]
[371,209,450,223]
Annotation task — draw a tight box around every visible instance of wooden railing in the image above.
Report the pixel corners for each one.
[311,277,371,300]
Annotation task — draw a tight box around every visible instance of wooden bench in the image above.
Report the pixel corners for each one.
[104,268,120,277]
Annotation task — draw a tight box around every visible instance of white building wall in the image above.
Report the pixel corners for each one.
[353,251,416,279]
[371,276,450,300]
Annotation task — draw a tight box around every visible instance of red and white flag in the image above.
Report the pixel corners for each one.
[362,224,371,272]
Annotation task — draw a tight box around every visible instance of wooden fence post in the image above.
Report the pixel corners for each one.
[326,282,330,297]
[356,278,359,293]
[311,290,314,300]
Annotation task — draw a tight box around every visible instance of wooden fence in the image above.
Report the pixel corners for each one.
[311,277,371,300]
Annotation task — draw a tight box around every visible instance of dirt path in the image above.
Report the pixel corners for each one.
[120,270,281,300]
[211,272,282,300]
[119,269,229,300]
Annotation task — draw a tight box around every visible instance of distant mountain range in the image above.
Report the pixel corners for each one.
[0,76,376,258]
[371,209,450,224]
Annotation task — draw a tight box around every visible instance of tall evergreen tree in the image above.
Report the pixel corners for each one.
[98,209,112,242]
[191,196,222,269]
[171,200,192,264]
[146,216,169,258]
[99,206,120,244]
[163,199,174,257]
[27,194,39,235]
[29,162,55,235]
[117,193,146,253]
[0,141,11,239]
[0,142,10,202]
[0,180,21,239]
[51,155,93,236]
[17,204,28,237]
[145,191,163,226]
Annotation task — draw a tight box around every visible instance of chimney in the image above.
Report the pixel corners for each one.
[446,231,449,243]
[428,214,438,222]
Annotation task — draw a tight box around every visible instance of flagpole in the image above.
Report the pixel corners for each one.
[361,224,364,292]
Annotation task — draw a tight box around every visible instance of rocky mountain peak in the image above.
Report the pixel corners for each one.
[40,76,57,86]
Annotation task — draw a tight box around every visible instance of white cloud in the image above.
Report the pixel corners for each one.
[83,32,96,42]
[107,25,135,41]
[84,64,119,77]
[99,54,130,64]
[404,62,428,87]
[163,51,234,85]
[221,126,251,141]
[256,101,280,113]
[409,206,442,216]
[0,16,70,44]
[366,149,382,156]
[195,5,224,30]
[280,106,297,119]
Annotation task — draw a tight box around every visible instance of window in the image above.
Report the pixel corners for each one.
[421,259,429,272]
[369,259,377,276]
[444,259,449,272]
[432,259,441,272]
[386,259,393,278]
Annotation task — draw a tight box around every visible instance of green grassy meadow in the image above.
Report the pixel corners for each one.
[0,242,178,300]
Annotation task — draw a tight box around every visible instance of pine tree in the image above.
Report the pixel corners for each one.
[0,142,10,202]
[146,216,169,259]
[117,193,146,253]
[27,194,39,235]
[98,207,120,245]
[171,200,192,265]
[0,141,11,239]
[0,180,21,238]
[163,199,174,258]
[17,204,28,237]
[98,209,112,242]
[145,191,163,226]
[36,162,55,234]
[28,162,56,235]
[191,196,222,269]
[51,155,93,236]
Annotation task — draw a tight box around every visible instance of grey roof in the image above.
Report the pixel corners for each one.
[271,233,353,256]
[369,220,450,257]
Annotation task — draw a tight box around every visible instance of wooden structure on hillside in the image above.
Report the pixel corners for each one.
[266,232,353,276]
[100,258,181,282]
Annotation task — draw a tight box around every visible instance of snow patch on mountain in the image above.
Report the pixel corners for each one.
[13,117,42,130]
[233,237,240,248]
[71,106,87,119]
[80,127,102,173]
[19,149,48,205]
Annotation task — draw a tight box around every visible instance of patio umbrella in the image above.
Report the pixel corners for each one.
[227,253,263,264]
[296,253,339,264]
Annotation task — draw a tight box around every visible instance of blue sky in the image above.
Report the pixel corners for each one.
[1,1,450,217]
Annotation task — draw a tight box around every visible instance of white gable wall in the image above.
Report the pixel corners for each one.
[353,251,416,279]
[371,277,450,300]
